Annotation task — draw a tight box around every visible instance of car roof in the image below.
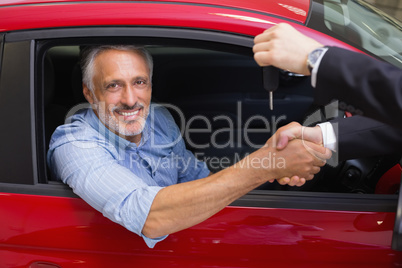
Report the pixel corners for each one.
[0,0,310,23]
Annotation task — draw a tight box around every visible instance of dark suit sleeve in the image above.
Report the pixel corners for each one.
[331,115,402,161]
[315,47,402,130]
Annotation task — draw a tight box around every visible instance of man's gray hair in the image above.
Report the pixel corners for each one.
[80,45,153,92]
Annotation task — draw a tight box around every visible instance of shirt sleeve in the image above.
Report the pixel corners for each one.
[48,126,165,248]
[311,48,329,88]
[317,122,338,152]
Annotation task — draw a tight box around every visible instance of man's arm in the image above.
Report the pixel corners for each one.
[49,113,330,246]
[334,116,402,161]
[142,134,331,239]
[253,23,402,130]
[274,117,402,162]
[315,47,402,130]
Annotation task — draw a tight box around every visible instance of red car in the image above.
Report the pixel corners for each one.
[1,0,401,267]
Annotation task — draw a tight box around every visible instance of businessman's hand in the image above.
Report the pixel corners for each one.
[275,122,324,150]
[253,23,323,75]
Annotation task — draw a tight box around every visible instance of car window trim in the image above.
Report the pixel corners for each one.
[0,181,78,198]
[392,158,402,250]
[30,39,39,184]
[236,189,397,212]
[5,27,254,47]
[0,180,397,212]
[0,33,4,72]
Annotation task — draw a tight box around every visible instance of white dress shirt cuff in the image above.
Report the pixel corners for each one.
[317,122,337,152]
[311,48,329,88]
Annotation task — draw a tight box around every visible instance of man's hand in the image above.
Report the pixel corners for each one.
[268,122,330,186]
[261,130,331,181]
[275,122,324,150]
[253,23,323,75]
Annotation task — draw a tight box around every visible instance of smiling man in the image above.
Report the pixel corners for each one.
[82,46,152,144]
[47,45,331,248]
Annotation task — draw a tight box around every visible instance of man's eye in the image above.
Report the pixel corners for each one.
[106,83,120,91]
[135,80,148,87]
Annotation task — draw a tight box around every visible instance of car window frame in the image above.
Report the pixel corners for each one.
[393,161,402,250]
[0,26,398,214]
[0,33,4,73]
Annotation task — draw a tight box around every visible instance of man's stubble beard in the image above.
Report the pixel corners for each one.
[92,95,149,137]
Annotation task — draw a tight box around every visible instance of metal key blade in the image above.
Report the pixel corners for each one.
[263,66,279,111]
[269,91,273,110]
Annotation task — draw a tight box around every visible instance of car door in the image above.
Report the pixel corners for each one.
[2,0,402,265]
[0,25,401,268]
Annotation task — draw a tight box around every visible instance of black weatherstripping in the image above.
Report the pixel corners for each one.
[233,190,397,212]
[5,27,254,47]
[0,34,4,72]
[0,181,78,198]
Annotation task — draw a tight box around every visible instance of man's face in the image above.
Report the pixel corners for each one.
[83,49,152,144]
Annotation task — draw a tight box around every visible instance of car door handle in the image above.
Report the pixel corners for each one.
[29,262,62,268]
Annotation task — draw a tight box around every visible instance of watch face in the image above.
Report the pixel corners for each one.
[308,48,326,71]
[310,49,322,64]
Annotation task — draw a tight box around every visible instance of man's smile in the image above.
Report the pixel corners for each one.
[117,109,140,117]
[119,110,139,116]
[113,104,144,122]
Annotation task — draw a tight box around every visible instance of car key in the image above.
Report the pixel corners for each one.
[263,66,279,110]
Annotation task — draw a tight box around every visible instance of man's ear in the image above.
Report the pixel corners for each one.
[83,84,94,104]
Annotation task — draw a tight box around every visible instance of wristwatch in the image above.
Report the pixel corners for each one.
[307,47,328,73]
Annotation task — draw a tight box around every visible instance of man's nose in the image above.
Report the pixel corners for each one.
[121,86,138,107]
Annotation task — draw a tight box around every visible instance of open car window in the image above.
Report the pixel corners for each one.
[42,40,400,196]
[44,43,314,175]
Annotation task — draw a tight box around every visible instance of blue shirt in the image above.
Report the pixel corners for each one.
[47,103,210,248]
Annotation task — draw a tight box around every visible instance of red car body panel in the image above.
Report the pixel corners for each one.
[0,193,399,267]
[0,0,401,267]
[0,1,355,49]
[1,2,298,35]
[0,0,309,24]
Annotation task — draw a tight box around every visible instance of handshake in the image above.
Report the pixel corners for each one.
[240,122,333,188]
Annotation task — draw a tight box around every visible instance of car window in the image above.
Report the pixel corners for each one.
[44,43,314,176]
[42,40,399,196]
[322,0,402,68]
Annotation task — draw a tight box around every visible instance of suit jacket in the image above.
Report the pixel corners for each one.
[333,115,402,161]
[315,47,402,130]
